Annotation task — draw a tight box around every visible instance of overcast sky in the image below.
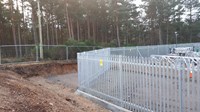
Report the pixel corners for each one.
[133,0,143,6]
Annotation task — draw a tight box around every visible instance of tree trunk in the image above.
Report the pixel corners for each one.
[70,18,74,39]
[158,25,163,45]
[46,21,50,46]
[60,24,63,43]
[55,24,58,45]
[18,24,22,57]
[166,20,169,44]
[111,25,114,42]
[16,0,22,57]
[139,27,141,45]
[51,23,55,45]
[116,16,120,47]
[101,25,104,43]
[87,19,90,39]
[21,0,27,45]
[77,20,80,41]
[189,6,192,42]
[66,3,71,39]
[12,25,18,57]
[92,21,96,44]
[10,0,18,57]
[79,23,83,41]
[31,2,38,45]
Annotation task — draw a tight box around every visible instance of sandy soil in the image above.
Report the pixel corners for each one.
[0,62,109,112]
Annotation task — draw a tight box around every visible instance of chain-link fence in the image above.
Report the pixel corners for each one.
[0,45,101,64]
[78,42,200,112]
[111,43,200,57]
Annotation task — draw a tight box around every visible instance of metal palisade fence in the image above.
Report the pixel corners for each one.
[78,43,200,112]
[0,45,101,64]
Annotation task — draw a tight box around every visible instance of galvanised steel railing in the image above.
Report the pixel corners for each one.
[0,45,101,64]
[78,43,200,112]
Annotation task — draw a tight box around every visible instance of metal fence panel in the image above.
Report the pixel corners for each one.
[0,45,37,64]
[78,43,200,112]
[0,45,100,64]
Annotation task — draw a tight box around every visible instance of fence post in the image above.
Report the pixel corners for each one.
[123,47,125,56]
[36,45,39,62]
[179,61,183,112]
[148,46,150,57]
[66,46,69,60]
[0,46,1,64]
[77,53,80,87]
[119,55,123,106]
[86,52,89,87]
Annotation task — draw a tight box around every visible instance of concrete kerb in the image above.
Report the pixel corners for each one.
[75,90,132,112]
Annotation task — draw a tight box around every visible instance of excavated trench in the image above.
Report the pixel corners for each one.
[0,61,77,78]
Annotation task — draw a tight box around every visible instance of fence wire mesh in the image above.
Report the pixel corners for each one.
[0,45,100,64]
[78,43,200,112]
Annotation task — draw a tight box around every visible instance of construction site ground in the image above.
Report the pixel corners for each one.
[0,61,109,112]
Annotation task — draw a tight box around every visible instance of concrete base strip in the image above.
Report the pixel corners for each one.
[76,90,132,112]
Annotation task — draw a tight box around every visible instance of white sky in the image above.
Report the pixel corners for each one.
[133,0,143,6]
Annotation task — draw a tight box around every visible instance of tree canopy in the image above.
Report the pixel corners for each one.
[0,0,200,46]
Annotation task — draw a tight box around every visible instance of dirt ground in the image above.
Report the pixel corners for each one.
[0,61,109,112]
[0,61,77,78]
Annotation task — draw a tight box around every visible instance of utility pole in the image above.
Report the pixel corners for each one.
[37,0,43,59]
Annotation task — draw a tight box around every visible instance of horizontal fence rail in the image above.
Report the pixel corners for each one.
[0,45,101,64]
[78,42,200,112]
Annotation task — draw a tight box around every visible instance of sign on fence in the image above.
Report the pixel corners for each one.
[100,59,103,66]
